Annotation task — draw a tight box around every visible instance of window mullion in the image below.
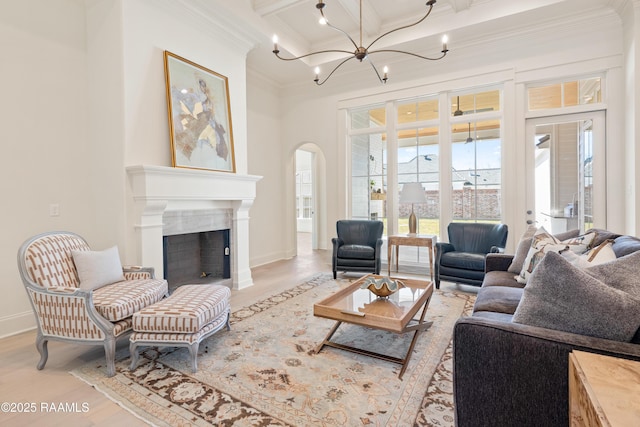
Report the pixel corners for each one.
[386,100,398,237]
[439,92,453,234]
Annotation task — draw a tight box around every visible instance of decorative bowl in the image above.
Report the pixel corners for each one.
[360,276,404,297]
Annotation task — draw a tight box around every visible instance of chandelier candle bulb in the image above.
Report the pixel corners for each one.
[442,35,448,52]
[383,66,388,83]
[272,35,278,52]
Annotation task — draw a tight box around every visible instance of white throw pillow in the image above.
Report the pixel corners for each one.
[72,246,125,291]
[562,240,617,268]
[517,227,596,284]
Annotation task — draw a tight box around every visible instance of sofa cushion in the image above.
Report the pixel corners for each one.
[512,251,640,342]
[337,244,375,259]
[586,228,622,248]
[482,270,524,288]
[440,251,485,271]
[612,235,640,258]
[438,265,485,284]
[473,286,524,315]
[472,311,514,323]
[93,278,168,322]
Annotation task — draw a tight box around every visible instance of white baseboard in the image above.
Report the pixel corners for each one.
[0,310,35,339]
[250,250,289,268]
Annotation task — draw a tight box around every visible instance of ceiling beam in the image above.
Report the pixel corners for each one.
[336,0,382,40]
[253,0,307,17]
[445,0,473,13]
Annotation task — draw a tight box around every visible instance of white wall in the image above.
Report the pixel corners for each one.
[620,0,640,235]
[117,0,256,265]
[0,0,96,337]
[246,72,288,266]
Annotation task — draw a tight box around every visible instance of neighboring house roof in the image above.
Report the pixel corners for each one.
[397,156,501,186]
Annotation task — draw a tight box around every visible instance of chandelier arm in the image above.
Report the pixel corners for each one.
[274,49,355,61]
[366,57,385,84]
[319,6,359,50]
[315,56,355,85]
[365,2,435,51]
[368,49,448,61]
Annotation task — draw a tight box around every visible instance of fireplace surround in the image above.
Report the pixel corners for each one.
[127,165,261,290]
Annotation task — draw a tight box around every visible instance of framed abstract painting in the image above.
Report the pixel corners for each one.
[163,51,236,172]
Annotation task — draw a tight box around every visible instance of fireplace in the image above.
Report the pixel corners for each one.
[127,165,261,290]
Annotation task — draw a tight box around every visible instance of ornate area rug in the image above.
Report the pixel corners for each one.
[71,274,475,426]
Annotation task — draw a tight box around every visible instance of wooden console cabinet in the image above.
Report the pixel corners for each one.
[569,350,640,426]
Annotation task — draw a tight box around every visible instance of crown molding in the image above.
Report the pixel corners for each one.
[164,0,265,54]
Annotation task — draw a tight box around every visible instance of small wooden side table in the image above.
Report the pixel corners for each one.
[569,350,640,426]
[387,234,437,280]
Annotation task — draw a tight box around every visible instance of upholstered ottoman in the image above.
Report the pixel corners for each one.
[129,284,231,373]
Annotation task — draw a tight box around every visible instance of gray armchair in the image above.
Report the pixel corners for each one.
[332,220,384,279]
[435,222,508,289]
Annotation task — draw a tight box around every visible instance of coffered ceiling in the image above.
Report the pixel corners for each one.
[219,0,619,87]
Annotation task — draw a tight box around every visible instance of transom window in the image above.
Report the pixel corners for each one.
[528,77,602,110]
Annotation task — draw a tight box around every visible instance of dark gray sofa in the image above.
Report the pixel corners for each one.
[452,230,640,427]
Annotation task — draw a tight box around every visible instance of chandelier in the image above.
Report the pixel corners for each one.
[271,0,449,85]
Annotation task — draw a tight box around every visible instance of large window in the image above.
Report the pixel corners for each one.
[451,119,502,222]
[397,97,440,235]
[348,87,503,250]
[351,133,387,229]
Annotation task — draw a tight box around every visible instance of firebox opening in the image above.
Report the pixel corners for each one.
[163,229,230,291]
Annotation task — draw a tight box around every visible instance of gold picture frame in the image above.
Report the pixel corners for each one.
[163,51,236,172]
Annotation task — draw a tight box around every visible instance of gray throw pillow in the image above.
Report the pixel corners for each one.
[512,251,640,342]
[585,250,640,298]
[507,225,537,274]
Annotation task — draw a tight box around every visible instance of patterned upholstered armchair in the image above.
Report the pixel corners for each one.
[17,231,168,377]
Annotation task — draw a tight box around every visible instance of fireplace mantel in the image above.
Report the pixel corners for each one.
[127,165,262,290]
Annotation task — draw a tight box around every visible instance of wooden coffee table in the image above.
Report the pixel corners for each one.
[313,274,434,379]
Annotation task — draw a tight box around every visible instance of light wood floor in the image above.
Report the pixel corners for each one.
[0,234,471,426]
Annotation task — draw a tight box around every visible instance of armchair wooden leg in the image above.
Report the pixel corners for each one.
[104,337,116,377]
[35,331,48,370]
[189,343,199,373]
[129,341,140,372]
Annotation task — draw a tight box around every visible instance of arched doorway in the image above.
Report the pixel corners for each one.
[294,143,327,254]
